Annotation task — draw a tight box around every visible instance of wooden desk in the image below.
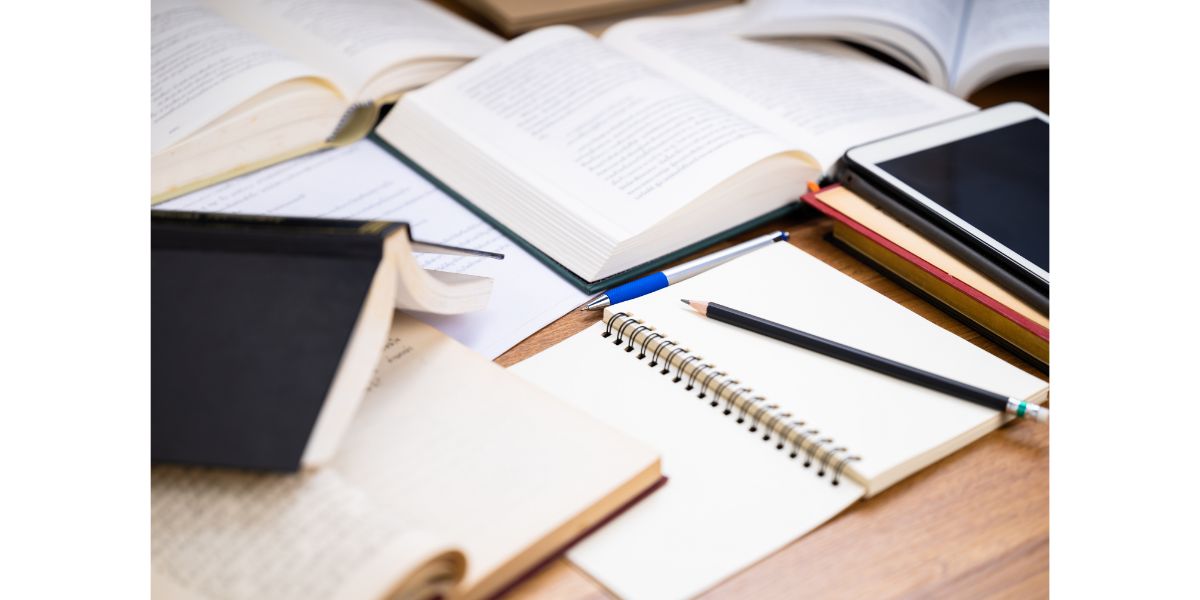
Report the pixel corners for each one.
[494,214,1049,600]
[429,3,1049,595]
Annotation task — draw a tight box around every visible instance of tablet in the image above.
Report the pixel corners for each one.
[841,103,1049,294]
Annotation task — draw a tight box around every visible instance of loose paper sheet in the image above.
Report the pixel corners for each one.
[157,140,586,358]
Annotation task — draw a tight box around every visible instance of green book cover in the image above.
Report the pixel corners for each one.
[369,133,802,294]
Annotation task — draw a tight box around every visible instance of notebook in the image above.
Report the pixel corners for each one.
[152,314,662,600]
[510,243,1048,599]
[804,185,1049,370]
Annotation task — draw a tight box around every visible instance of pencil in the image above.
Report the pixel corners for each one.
[681,300,1048,423]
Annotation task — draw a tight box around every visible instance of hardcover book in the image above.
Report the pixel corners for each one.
[151,211,497,470]
[376,7,974,290]
[803,185,1049,370]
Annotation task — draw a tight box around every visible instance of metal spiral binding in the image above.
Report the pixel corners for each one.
[600,312,860,486]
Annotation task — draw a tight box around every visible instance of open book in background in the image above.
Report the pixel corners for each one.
[377,6,973,291]
[512,243,1047,598]
[152,314,662,600]
[739,0,1049,97]
[150,0,501,202]
[151,211,498,471]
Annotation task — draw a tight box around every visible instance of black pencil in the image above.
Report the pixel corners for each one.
[681,300,1047,423]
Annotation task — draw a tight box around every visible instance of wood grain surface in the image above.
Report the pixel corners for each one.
[496,214,1049,600]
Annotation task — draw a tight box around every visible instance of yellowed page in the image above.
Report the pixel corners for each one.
[151,0,321,153]
[151,466,464,600]
[151,314,659,600]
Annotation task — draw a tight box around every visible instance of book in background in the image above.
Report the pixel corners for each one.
[151,0,501,202]
[151,211,497,471]
[376,6,975,292]
[152,314,662,600]
[448,0,714,35]
[739,0,1049,98]
[804,185,1049,372]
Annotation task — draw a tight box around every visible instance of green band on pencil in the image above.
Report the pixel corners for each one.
[1016,402,1027,418]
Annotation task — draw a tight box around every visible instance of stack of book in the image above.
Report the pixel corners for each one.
[804,185,1049,371]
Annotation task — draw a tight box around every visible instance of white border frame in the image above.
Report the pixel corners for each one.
[846,102,1050,283]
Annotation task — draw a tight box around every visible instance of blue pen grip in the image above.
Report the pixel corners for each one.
[606,272,669,305]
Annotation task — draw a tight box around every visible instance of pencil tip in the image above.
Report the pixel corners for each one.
[680,299,689,304]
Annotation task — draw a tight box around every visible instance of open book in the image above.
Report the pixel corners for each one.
[739,0,1049,97]
[376,7,972,289]
[152,314,662,600]
[151,0,501,202]
[512,243,1048,598]
[151,211,498,471]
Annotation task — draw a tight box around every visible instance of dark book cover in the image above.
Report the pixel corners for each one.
[151,211,400,471]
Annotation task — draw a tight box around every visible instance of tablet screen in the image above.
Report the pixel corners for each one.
[878,118,1049,272]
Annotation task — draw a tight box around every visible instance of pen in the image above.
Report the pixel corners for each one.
[581,231,789,311]
[681,300,1048,423]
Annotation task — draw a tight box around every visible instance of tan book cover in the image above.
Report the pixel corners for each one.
[453,0,696,34]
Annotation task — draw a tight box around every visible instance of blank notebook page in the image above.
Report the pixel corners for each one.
[511,243,1046,599]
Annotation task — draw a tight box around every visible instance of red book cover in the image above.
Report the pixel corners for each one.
[803,186,1049,342]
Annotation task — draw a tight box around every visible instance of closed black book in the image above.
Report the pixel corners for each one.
[151,211,498,471]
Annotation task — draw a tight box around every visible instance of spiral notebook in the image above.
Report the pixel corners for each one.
[511,243,1048,599]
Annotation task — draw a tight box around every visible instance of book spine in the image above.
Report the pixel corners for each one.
[599,310,862,487]
[802,191,1049,342]
[830,226,1049,371]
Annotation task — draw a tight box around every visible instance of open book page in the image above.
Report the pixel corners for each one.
[741,0,966,87]
[511,324,864,600]
[154,314,660,600]
[152,0,320,153]
[345,315,660,599]
[953,0,1048,95]
[396,25,802,240]
[209,0,501,100]
[603,6,975,170]
[152,466,465,600]
[157,140,586,358]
